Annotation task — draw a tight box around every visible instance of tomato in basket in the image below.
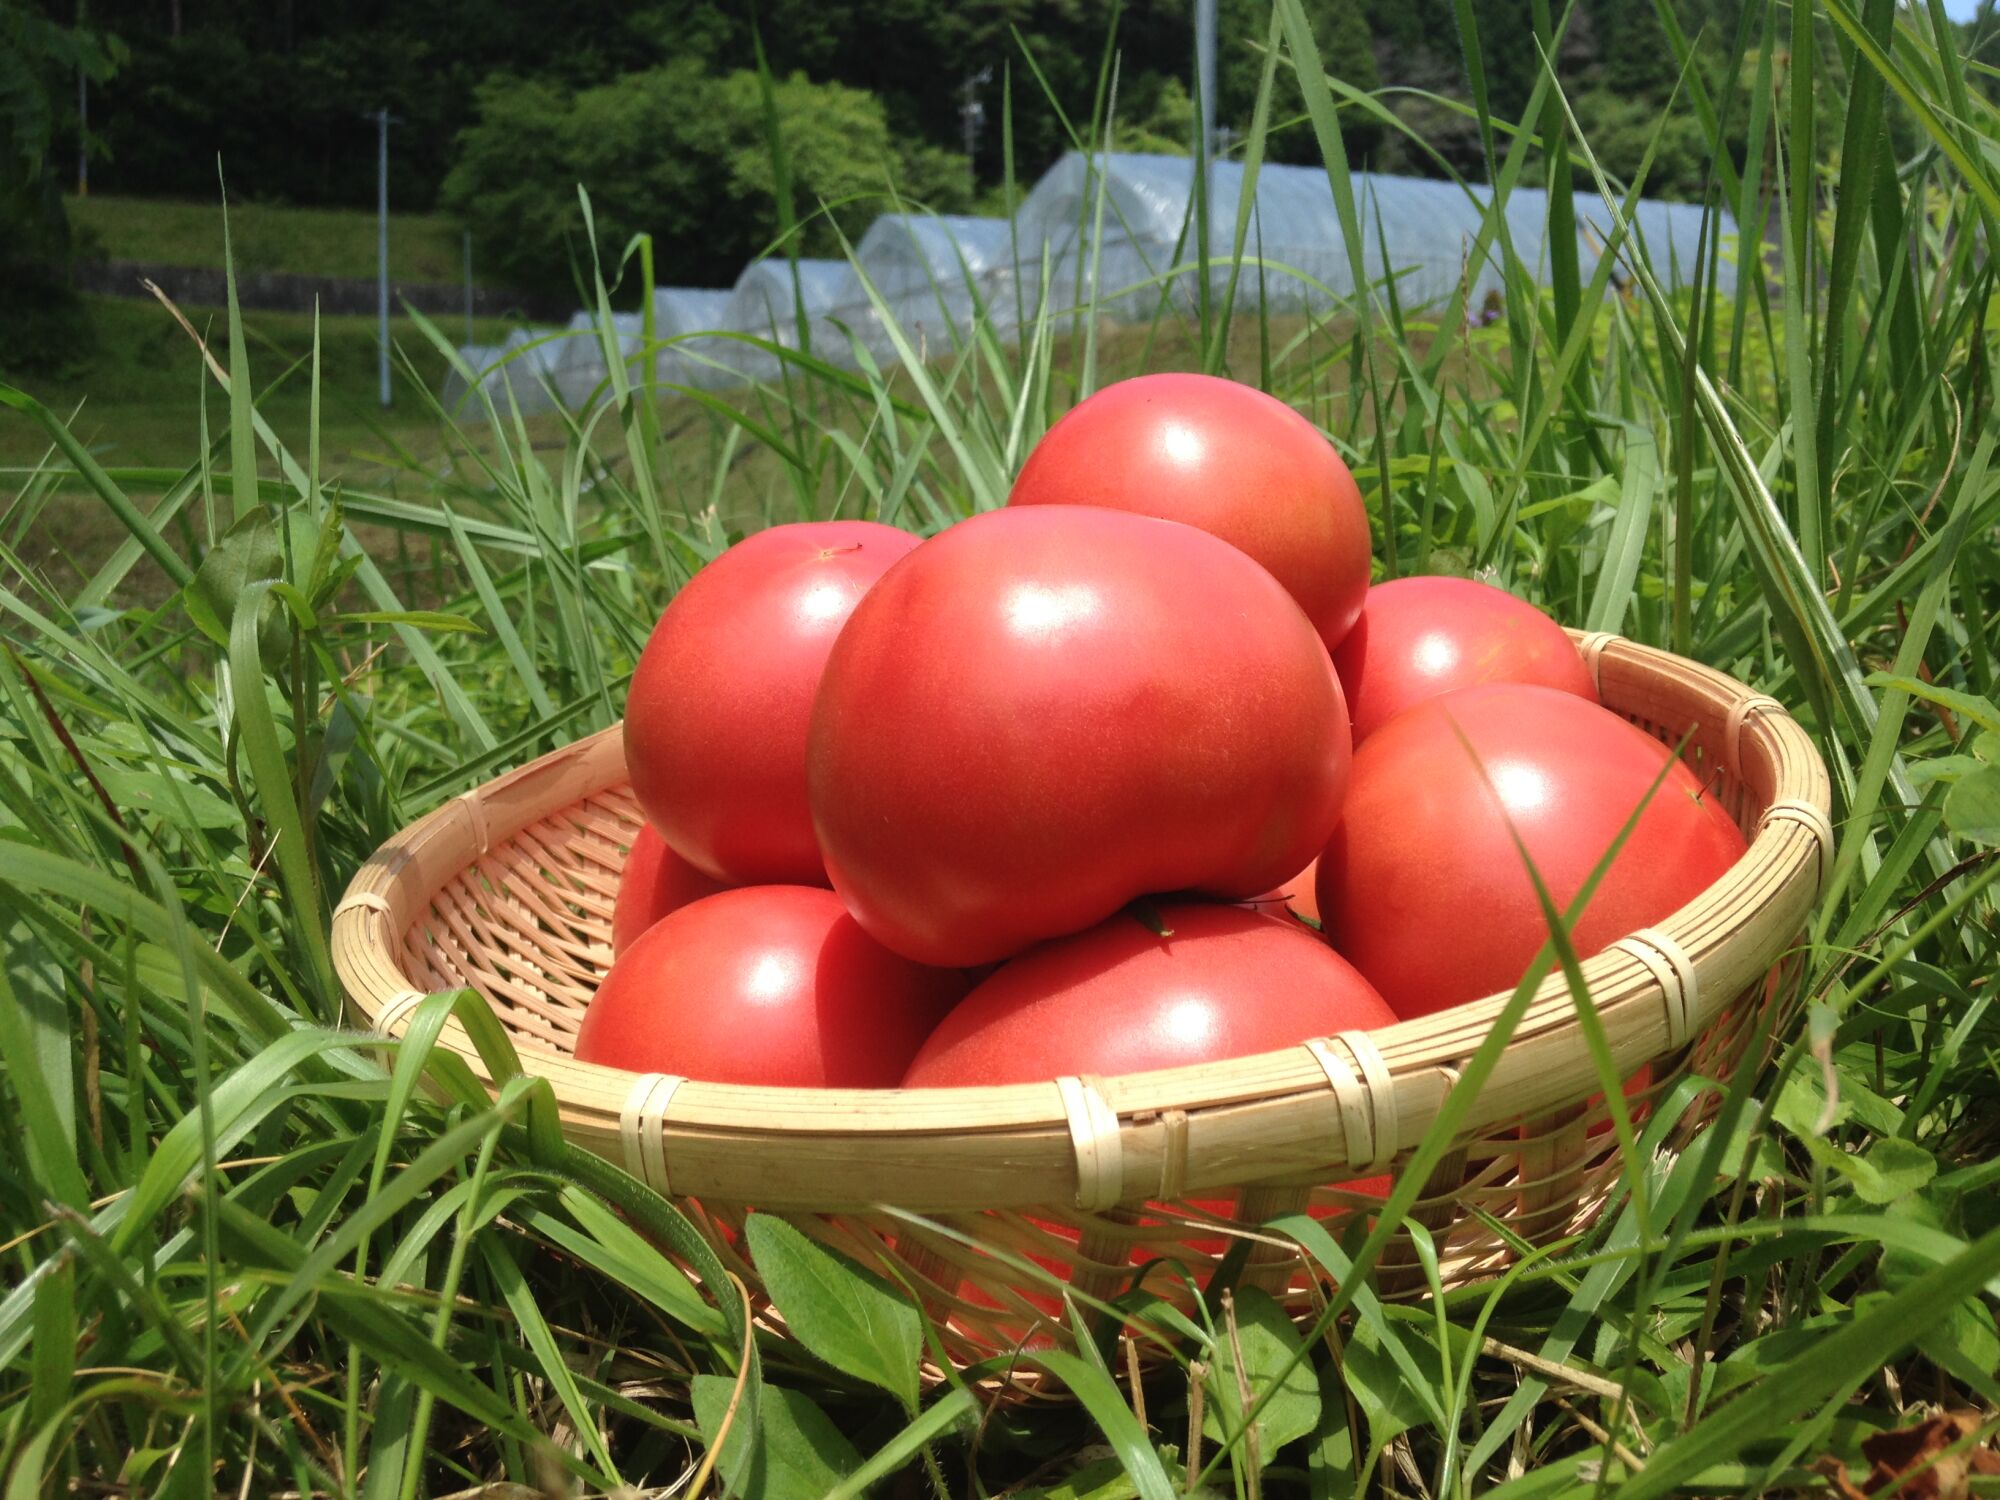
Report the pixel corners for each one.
[624,520,920,886]
[901,901,1392,1087]
[1331,575,1597,744]
[576,885,966,1086]
[1006,373,1372,653]
[1317,684,1747,1020]
[809,506,1352,968]
[610,822,729,957]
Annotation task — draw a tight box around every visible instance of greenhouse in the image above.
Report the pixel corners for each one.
[851,214,1017,357]
[719,257,864,380]
[551,310,645,407]
[435,152,1738,406]
[1012,151,1735,322]
[441,325,567,413]
[651,287,736,389]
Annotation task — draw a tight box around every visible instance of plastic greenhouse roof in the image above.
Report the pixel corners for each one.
[652,287,734,331]
[438,153,1740,405]
[1014,151,1734,315]
[855,215,1015,291]
[724,258,861,334]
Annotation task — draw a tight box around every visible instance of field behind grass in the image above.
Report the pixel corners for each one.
[66,193,490,287]
[1,295,519,469]
[2,0,1999,1495]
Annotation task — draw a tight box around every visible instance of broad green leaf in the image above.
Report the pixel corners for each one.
[1202,1287,1321,1462]
[1307,1357,1357,1500]
[744,1214,921,1411]
[1943,766,2000,845]
[1863,675,2000,738]
[92,766,239,830]
[1773,1070,1847,1140]
[1850,1138,1937,1206]
[185,509,283,653]
[1342,1318,1434,1459]
[692,1374,861,1500]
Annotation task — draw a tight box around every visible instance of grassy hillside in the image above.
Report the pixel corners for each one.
[0,295,514,471]
[66,192,489,285]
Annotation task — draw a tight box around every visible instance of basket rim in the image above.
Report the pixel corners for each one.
[332,630,1831,1211]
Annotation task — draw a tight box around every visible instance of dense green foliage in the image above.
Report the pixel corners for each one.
[3,0,2000,1493]
[442,63,973,297]
[1,3,120,371]
[25,0,1928,290]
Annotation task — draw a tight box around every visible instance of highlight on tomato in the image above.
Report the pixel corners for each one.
[623,520,920,885]
[1007,372,1373,653]
[576,885,967,1087]
[809,505,1353,968]
[1317,684,1748,1019]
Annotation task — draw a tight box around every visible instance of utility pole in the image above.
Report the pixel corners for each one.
[373,107,394,409]
[959,68,993,195]
[77,68,88,195]
[76,0,88,195]
[464,231,474,346]
[1194,0,1217,165]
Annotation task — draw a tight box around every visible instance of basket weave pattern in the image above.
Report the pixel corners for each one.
[334,633,1831,1368]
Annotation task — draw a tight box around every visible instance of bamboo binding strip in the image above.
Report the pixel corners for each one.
[333,632,1830,1304]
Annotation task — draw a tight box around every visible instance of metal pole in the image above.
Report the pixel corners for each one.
[376,108,391,409]
[463,231,474,346]
[1195,0,1216,164]
[76,0,88,195]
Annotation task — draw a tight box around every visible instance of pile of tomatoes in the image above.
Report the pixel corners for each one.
[577,374,1747,1093]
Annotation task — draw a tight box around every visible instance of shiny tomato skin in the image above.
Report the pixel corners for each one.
[901,902,1393,1087]
[574,886,967,1086]
[1007,374,1372,653]
[610,823,730,957]
[809,506,1353,968]
[623,521,921,885]
[1316,685,1747,1019]
[1332,576,1597,743]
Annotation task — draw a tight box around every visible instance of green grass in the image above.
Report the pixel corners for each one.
[0,296,525,594]
[1,1,1999,1495]
[66,192,490,286]
[0,295,517,470]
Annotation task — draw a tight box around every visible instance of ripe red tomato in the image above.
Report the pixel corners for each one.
[610,823,729,957]
[1331,576,1597,743]
[809,507,1353,968]
[574,886,967,1086]
[1316,685,1747,1019]
[624,521,921,885]
[1007,373,1373,653]
[901,902,1393,1087]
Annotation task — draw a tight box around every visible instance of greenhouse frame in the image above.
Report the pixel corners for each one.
[436,151,1738,408]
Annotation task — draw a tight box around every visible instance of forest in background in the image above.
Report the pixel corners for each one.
[9,0,2000,330]
[24,0,1841,291]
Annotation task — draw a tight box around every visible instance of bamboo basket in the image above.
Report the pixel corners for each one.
[333,631,1831,1372]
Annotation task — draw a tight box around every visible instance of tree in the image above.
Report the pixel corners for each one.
[0,1,120,372]
[1212,0,1380,165]
[441,64,971,296]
